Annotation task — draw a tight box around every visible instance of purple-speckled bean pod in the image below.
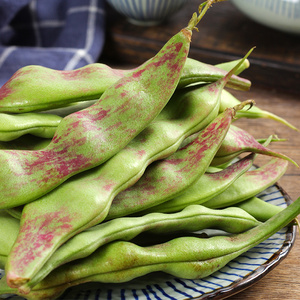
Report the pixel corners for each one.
[138,153,256,215]
[203,157,289,208]
[106,100,254,220]
[0,59,251,114]
[0,9,197,211]
[210,124,297,167]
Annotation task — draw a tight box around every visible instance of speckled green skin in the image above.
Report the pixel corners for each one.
[17,205,260,293]
[0,58,250,142]
[211,124,296,166]
[107,106,238,220]
[0,58,251,113]
[5,41,250,288]
[139,153,256,215]
[0,27,192,211]
[203,157,288,208]
[1,195,299,300]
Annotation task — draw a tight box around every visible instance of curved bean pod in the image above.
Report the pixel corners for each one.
[0,211,20,268]
[211,124,297,167]
[0,57,250,142]
[203,157,288,208]
[0,113,62,142]
[220,89,298,131]
[0,58,240,143]
[18,205,260,293]
[3,195,300,300]
[0,11,195,210]
[107,100,254,220]
[0,60,251,114]
[234,196,284,222]
[176,57,251,90]
[139,153,256,215]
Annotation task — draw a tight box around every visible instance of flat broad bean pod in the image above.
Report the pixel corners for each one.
[139,153,257,215]
[0,2,201,210]
[2,194,299,300]
[220,89,298,131]
[0,59,251,114]
[203,157,289,208]
[234,196,284,222]
[16,205,261,293]
[210,124,297,167]
[0,113,62,142]
[0,211,20,269]
[0,59,242,143]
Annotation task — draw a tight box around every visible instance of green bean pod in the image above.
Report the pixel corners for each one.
[211,124,297,167]
[0,9,198,210]
[176,57,250,90]
[215,58,250,74]
[220,89,298,131]
[139,153,256,215]
[2,194,299,300]
[234,196,284,222]
[0,113,62,142]
[17,205,261,293]
[0,58,251,114]
[107,100,254,220]
[203,157,288,208]
[0,211,20,269]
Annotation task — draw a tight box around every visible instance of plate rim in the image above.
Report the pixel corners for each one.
[190,183,297,300]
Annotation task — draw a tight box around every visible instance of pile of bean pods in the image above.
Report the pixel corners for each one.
[0,1,299,300]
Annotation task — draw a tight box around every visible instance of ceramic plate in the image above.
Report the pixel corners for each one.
[0,184,296,300]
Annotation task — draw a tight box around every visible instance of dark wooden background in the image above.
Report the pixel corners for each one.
[101,0,300,94]
[100,1,300,299]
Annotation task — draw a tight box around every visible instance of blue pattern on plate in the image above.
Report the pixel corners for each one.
[0,184,295,300]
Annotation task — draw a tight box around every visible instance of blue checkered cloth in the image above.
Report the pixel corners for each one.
[0,0,106,87]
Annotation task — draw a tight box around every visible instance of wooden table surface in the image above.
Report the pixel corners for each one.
[101,1,300,299]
